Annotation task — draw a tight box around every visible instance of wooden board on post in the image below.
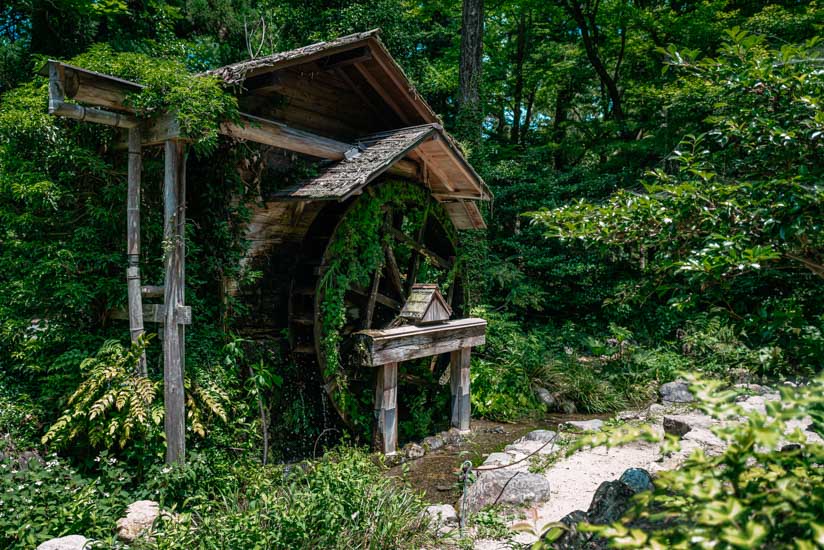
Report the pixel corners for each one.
[163,140,186,465]
[373,362,398,455]
[450,346,471,432]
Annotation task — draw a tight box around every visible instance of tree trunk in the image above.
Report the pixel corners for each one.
[510,10,527,144]
[565,0,628,134]
[552,82,574,170]
[458,0,484,143]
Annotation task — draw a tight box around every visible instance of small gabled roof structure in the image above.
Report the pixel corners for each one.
[207,29,439,126]
[399,284,452,324]
[273,123,490,203]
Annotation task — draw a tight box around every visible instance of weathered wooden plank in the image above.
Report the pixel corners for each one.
[450,346,471,432]
[49,100,140,128]
[373,362,398,454]
[141,285,164,299]
[110,304,192,324]
[353,62,411,125]
[221,113,352,159]
[126,127,147,375]
[163,140,186,465]
[356,318,486,366]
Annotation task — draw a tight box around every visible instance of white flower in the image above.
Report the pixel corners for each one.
[663,217,673,224]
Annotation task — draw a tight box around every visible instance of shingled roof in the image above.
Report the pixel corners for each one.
[273,124,490,203]
[207,29,439,125]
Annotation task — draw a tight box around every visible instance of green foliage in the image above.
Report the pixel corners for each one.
[579,375,824,549]
[0,453,132,549]
[470,307,550,420]
[317,180,454,435]
[147,447,431,549]
[42,338,228,454]
[530,31,824,374]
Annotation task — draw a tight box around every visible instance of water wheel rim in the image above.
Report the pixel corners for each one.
[311,180,459,430]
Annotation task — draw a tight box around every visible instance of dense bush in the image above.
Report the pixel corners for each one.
[577,375,824,549]
[147,447,431,549]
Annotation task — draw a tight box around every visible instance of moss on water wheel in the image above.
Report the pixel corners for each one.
[313,180,461,437]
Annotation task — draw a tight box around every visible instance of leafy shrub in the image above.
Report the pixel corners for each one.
[42,338,228,458]
[148,447,431,549]
[0,454,132,549]
[470,308,552,420]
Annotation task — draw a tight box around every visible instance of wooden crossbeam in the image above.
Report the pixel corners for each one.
[110,304,192,324]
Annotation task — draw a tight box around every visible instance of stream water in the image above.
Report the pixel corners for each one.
[388,414,605,505]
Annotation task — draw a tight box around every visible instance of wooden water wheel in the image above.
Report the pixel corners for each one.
[288,180,462,430]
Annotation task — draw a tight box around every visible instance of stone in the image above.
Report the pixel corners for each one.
[403,442,425,460]
[422,435,445,452]
[116,500,160,543]
[659,379,694,403]
[559,400,578,414]
[36,536,90,550]
[534,386,556,408]
[739,395,767,414]
[619,468,654,493]
[483,452,512,466]
[563,419,604,432]
[547,510,593,549]
[663,416,692,438]
[647,403,667,417]
[733,383,768,395]
[459,470,551,516]
[424,504,458,528]
[521,429,558,443]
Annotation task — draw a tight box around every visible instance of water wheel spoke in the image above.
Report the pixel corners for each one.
[404,205,430,295]
[349,284,402,311]
[390,226,451,269]
[364,267,381,329]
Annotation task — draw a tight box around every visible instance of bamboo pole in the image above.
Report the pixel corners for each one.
[126,127,147,375]
[163,140,186,464]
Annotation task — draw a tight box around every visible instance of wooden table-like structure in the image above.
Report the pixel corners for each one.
[355,317,486,454]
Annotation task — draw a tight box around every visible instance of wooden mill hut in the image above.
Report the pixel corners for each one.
[43,29,489,459]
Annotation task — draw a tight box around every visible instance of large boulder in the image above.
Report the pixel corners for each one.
[547,468,654,549]
[659,379,694,404]
[520,429,558,443]
[36,536,90,550]
[460,470,551,516]
[116,500,160,543]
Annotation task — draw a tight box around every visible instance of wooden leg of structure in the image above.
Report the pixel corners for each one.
[373,362,398,455]
[126,127,147,375]
[450,347,471,432]
[163,140,186,465]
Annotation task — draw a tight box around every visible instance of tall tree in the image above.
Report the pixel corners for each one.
[457,0,484,143]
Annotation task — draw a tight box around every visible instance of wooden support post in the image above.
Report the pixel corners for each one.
[373,362,398,455]
[126,127,147,376]
[163,140,186,465]
[450,346,471,432]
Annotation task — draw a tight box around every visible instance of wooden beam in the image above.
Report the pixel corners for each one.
[221,113,352,159]
[141,285,164,299]
[367,44,435,122]
[126,127,147,376]
[450,346,471,432]
[350,285,402,311]
[319,47,373,70]
[390,227,451,269]
[416,145,455,192]
[353,62,412,125]
[373,362,398,454]
[110,304,192,324]
[49,100,140,128]
[355,317,486,367]
[163,140,186,465]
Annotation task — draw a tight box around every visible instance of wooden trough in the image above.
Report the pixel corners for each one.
[42,29,491,460]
